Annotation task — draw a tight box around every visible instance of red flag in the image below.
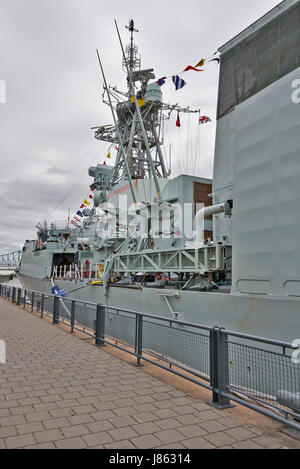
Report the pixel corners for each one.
[184,66,204,72]
[103,161,107,165]
[199,115,212,124]
[176,113,181,128]
[80,204,86,209]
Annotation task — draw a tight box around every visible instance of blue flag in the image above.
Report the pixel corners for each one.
[156,77,167,86]
[172,75,187,91]
[76,210,83,217]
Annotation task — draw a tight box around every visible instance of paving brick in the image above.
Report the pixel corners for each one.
[203,431,237,447]
[190,402,210,412]
[61,424,90,438]
[154,429,185,445]
[131,434,162,449]
[157,443,186,449]
[183,436,216,449]
[43,418,70,430]
[132,412,158,424]
[86,420,114,433]
[55,437,88,449]
[175,414,201,426]
[113,406,137,417]
[153,400,176,410]
[34,429,64,444]
[5,433,36,449]
[199,420,228,433]
[0,408,10,417]
[109,415,137,428]
[105,440,136,449]
[132,422,161,436]
[153,408,178,419]
[49,408,75,419]
[16,422,44,434]
[178,425,207,439]
[171,397,193,406]
[197,410,221,422]
[34,402,58,412]
[18,397,41,406]
[83,431,113,447]
[72,404,97,415]
[134,403,157,413]
[10,405,35,415]
[94,402,117,412]
[253,436,285,449]
[26,411,51,422]
[225,427,258,442]
[214,416,240,428]
[156,417,182,430]
[26,442,56,449]
[0,426,18,439]
[108,426,139,442]
[0,439,6,449]
[67,414,94,426]
[232,440,265,449]
[1,414,26,427]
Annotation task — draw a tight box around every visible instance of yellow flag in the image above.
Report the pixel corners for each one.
[196,58,206,68]
[138,99,146,108]
[130,96,145,108]
[107,152,111,159]
[83,199,91,206]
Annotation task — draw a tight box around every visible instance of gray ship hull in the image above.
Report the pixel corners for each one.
[18,273,300,343]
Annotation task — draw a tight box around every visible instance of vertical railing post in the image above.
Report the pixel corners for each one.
[209,327,234,410]
[71,300,75,333]
[41,294,44,317]
[95,304,105,346]
[135,314,144,367]
[17,288,21,305]
[12,287,16,303]
[31,292,35,312]
[53,296,60,324]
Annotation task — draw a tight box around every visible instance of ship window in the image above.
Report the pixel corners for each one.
[217,2,300,119]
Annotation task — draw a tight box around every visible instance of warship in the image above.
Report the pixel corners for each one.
[18,0,300,342]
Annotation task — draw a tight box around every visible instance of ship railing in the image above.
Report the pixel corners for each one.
[46,265,103,281]
[1,282,299,432]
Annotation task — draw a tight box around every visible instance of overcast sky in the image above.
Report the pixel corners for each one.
[0,0,281,254]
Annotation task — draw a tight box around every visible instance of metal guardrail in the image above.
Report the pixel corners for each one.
[1,283,300,431]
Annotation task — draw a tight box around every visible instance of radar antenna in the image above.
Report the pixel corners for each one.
[123,19,141,76]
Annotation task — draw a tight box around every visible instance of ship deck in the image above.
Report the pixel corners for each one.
[0,297,299,449]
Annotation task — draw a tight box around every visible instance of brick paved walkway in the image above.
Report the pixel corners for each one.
[0,298,299,449]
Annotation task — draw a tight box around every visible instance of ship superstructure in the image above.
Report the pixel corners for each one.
[18,1,300,342]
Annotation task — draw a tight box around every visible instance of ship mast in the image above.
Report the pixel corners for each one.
[94,20,200,189]
[95,19,168,189]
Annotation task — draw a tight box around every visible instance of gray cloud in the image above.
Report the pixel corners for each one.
[0,0,281,254]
